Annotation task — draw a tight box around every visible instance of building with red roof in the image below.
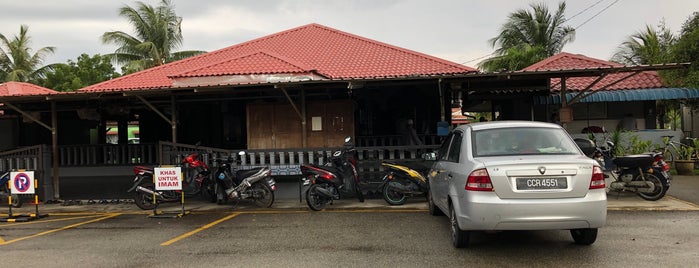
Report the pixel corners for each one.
[521,52,698,135]
[0,81,59,96]
[80,23,475,93]
[2,24,696,201]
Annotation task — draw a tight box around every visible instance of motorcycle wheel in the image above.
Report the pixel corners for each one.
[354,178,364,203]
[306,184,329,211]
[10,194,22,208]
[383,181,407,205]
[636,173,667,201]
[251,182,275,208]
[201,180,217,203]
[134,183,157,210]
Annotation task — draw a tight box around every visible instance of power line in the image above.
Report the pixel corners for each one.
[575,0,621,30]
[458,0,614,66]
[565,0,606,23]
[452,0,620,67]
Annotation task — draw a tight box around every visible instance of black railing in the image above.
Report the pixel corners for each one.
[0,144,52,200]
[2,142,439,200]
[58,143,158,166]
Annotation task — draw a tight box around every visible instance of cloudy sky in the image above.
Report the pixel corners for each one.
[1,0,698,69]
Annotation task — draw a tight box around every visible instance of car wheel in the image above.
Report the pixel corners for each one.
[570,228,598,245]
[450,204,469,248]
[427,190,443,216]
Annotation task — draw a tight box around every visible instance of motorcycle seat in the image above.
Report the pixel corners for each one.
[236,167,266,179]
[612,154,654,168]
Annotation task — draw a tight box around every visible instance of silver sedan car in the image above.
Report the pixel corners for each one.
[427,121,607,248]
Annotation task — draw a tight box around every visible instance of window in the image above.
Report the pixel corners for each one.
[437,132,453,161]
[446,131,463,162]
[473,127,579,157]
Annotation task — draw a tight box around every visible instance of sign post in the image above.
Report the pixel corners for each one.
[1,170,48,222]
[149,166,189,218]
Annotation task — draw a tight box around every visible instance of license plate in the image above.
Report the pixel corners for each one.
[516,177,567,190]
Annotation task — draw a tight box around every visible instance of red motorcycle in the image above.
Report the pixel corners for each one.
[301,137,364,211]
[128,151,215,210]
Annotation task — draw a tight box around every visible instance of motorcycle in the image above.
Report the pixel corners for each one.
[211,151,277,208]
[301,136,364,211]
[380,162,429,205]
[593,140,672,201]
[129,151,216,210]
[1,170,23,208]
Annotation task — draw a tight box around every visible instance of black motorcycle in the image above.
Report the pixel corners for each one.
[301,137,364,211]
[211,151,277,208]
[1,170,23,208]
[380,162,429,205]
[129,151,215,210]
[591,140,672,201]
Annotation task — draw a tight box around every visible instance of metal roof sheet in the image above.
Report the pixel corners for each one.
[534,88,699,104]
[0,82,59,96]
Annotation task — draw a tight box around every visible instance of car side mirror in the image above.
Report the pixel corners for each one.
[422,152,437,161]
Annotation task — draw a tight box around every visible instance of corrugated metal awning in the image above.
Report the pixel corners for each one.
[533,88,699,104]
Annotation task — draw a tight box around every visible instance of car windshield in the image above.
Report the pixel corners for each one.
[473,127,580,157]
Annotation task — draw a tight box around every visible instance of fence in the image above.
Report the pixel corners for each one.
[1,141,439,199]
[0,145,52,200]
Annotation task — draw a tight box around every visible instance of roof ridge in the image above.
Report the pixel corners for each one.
[0,81,59,96]
[237,23,475,73]
[171,49,314,78]
[523,52,623,71]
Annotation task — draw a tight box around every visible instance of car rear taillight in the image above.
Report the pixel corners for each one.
[465,169,493,191]
[589,166,606,189]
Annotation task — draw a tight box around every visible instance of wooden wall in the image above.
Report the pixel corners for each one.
[247,99,354,149]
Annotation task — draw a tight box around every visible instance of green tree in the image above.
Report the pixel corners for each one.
[101,0,205,74]
[611,21,674,65]
[0,24,56,82]
[38,54,120,91]
[479,1,575,72]
[478,45,547,72]
[667,12,699,88]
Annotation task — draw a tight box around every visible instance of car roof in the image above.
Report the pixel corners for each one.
[455,121,562,132]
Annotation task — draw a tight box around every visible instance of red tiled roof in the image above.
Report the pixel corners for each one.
[0,81,59,96]
[171,50,313,78]
[81,23,476,92]
[522,52,664,92]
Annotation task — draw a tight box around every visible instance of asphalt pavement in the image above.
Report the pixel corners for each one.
[3,175,698,215]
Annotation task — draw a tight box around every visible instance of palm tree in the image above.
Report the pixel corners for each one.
[101,0,205,74]
[479,2,575,72]
[0,25,56,82]
[611,22,674,65]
